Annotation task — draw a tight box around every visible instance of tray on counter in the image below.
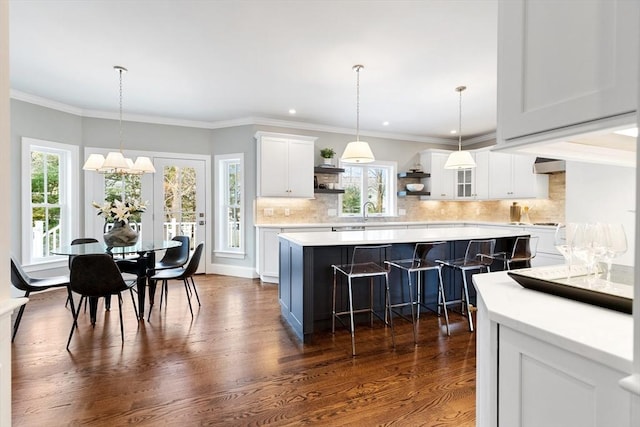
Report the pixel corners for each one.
[508,265,633,314]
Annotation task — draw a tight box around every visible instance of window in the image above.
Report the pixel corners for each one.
[215,153,244,257]
[340,161,397,217]
[21,138,79,265]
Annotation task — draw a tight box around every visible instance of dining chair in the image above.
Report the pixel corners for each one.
[155,235,190,271]
[385,241,450,342]
[148,242,204,320]
[490,236,539,270]
[437,239,495,332]
[67,253,138,349]
[10,257,72,342]
[331,244,395,356]
[66,238,100,311]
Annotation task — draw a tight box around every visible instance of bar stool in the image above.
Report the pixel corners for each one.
[437,239,495,332]
[385,241,450,343]
[331,245,395,356]
[490,236,539,270]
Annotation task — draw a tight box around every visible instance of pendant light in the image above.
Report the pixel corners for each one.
[82,66,155,175]
[340,64,375,164]
[444,85,476,169]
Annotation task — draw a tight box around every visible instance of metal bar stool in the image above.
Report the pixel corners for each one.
[490,236,539,270]
[385,241,450,343]
[331,244,395,356]
[437,239,495,332]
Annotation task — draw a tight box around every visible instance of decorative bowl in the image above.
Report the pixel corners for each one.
[406,183,424,192]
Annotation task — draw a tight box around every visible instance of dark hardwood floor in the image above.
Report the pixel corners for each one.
[12,274,476,426]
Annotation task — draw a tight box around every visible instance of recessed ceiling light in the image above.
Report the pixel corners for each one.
[382,121,389,126]
[450,130,457,134]
[614,127,638,137]
[289,109,296,115]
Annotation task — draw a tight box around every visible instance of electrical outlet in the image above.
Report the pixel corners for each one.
[284,208,290,216]
[264,208,273,216]
[398,209,406,216]
[328,209,337,217]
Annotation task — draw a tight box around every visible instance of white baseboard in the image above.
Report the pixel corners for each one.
[208,263,258,279]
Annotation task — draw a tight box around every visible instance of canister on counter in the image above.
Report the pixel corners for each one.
[509,202,521,223]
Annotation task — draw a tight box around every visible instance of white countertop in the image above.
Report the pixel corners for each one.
[256,221,558,229]
[278,226,530,246]
[474,270,633,373]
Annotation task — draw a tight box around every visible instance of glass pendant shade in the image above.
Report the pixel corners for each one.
[444,150,476,169]
[341,140,375,164]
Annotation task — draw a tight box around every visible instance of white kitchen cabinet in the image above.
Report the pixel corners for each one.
[455,150,489,200]
[499,326,631,427]
[420,150,455,200]
[497,0,639,145]
[488,152,548,199]
[523,226,563,267]
[256,132,316,198]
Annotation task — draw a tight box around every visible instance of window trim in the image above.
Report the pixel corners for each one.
[21,137,79,267]
[338,160,397,218]
[214,153,245,259]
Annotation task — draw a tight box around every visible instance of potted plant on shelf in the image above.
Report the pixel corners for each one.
[320,148,336,166]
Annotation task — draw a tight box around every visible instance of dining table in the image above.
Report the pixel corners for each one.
[53,239,182,321]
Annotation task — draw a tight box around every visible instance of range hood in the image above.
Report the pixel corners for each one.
[533,157,566,174]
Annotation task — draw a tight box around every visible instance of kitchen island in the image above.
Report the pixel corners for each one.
[278,226,529,342]
[473,271,633,427]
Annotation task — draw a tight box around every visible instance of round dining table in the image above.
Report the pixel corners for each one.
[53,240,182,321]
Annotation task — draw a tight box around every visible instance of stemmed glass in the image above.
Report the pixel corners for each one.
[602,223,627,282]
[554,223,575,279]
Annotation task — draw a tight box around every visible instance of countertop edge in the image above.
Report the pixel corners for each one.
[474,271,633,374]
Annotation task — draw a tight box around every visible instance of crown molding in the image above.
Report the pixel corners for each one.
[10,89,491,145]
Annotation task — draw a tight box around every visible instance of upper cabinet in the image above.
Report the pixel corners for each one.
[497,0,639,145]
[455,150,489,200]
[256,132,316,198]
[420,150,455,200]
[488,152,548,199]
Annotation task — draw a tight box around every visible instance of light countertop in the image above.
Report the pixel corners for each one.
[474,270,633,373]
[278,226,530,247]
[256,221,558,229]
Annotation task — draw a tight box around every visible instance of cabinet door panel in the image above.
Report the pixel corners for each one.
[488,151,512,199]
[498,0,638,142]
[499,326,631,427]
[287,140,314,198]
[259,138,290,197]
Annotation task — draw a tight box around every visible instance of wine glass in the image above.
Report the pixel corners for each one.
[570,223,595,281]
[602,223,627,282]
[554,223,574,279]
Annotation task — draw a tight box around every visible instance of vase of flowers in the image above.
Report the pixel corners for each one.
[93,199,147,247]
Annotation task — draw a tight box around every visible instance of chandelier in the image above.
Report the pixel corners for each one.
[82,66,155,175]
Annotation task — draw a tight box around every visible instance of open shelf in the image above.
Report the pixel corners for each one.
[397,190,431,197]
[314,188,345,194]
[315,166,345,174]
[397,172,430,179]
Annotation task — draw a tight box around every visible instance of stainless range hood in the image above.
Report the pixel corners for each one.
[533,157,566,174]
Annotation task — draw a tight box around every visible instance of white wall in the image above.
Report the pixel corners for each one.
[565,161,636,266]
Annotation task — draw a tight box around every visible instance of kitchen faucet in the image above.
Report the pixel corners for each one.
[362,201,375,221]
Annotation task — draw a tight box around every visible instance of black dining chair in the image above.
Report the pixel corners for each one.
[67,254,138,349]
[10,257,72,342]
[155,235,190,271]
[148,242,203,320]
[66,238,100,311]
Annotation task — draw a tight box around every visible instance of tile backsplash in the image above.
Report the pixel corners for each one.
[256,172,565,225]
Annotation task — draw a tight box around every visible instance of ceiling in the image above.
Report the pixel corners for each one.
[9,0,499,144]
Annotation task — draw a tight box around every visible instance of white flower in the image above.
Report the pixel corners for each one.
[93,199,147,223]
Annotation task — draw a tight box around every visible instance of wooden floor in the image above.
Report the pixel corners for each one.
[12,274,476,426]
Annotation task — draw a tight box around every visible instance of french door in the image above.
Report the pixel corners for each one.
[84,149,209,274]
[153,157,207,273]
